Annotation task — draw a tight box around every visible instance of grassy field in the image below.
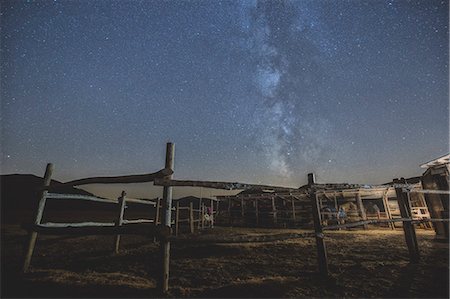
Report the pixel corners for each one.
[1,224,448,298]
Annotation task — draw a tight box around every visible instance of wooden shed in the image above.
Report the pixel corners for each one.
[420,154,450,240]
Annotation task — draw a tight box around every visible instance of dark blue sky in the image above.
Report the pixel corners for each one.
[1,0,448,198]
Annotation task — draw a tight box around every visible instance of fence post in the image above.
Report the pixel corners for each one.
[153,197,161,243]
[355,192,368,229]
[308,173,329,276]
[201,203,205,229]
[189,202,194,233]
[255,199,259,226]
[394,178,420,263]
[382,188,395,230]
[114,191,126,254]
[174,201,180,236]
[160,142,174,294]
[291,196,296,221]
[210,198,214,228]
[23,163,54,273]
[272,196,277,225]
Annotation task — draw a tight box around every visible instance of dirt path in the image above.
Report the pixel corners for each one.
[2,225,448,298]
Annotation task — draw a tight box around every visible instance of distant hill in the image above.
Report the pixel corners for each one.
[0,174,95,211]
[1,174,162,225]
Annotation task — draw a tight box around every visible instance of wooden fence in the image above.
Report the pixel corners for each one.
[308,173,449,276]
[22,144,178,294]
[22,142,449,292]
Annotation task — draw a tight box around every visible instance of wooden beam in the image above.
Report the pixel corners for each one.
[63,168,173,186]
[154,178,296,192]
[23,163,53,273]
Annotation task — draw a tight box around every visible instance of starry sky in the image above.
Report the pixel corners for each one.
[1,0,448,199]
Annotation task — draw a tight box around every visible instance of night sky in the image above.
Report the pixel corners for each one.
[1,0,448,199]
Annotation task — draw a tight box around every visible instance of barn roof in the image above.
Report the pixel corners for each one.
[420,154,450,169]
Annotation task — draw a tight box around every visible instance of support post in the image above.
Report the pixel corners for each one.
[308,173,329,276]
[23,163,53,273]
[272,196,277,224]
[160,142,174,294]
[175,201,180,236]
[155,197,161,225]
[153,197,161,243]
[114,191,126,254]
[189,202,194,233]
[355,192,368,229]
[255,199,259,226]
[198,198,202,229]
[394,178,420,263]
[241,197,244,217]
[201,203,205,229]
[382,188,395,230]
[210,199,214,228]
[291,196,296,221]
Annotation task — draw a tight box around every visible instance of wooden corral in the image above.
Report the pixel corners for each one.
[173,196,217,235]
[215,179,432,230]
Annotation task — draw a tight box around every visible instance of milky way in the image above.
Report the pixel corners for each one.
[239,1,336,178]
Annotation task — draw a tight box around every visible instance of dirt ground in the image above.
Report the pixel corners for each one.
[1,224,448,298]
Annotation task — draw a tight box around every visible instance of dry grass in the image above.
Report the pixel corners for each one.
[1,224,448,298]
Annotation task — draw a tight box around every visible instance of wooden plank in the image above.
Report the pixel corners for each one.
[394,178,420,263]
[122,219,154,224]
[23,163,53,273]
[323,217,449,230]
[46,193,118,204]
[160,142,174,294]
[63,168,173,186]
[24,223,171,237]
[125,197,157,206]
[308,173,329,276]
[409,189,450,195]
